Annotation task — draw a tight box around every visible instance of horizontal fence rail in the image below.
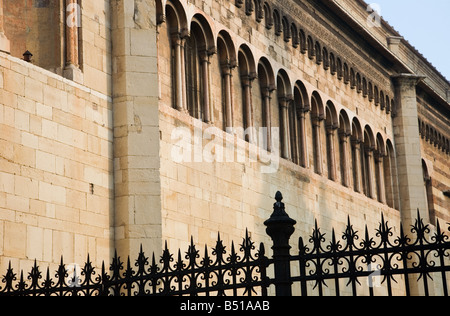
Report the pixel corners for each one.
[0,192,449,296]
[0,232,271,297]
[291,213,450,296]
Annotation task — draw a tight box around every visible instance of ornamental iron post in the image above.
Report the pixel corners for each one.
[264,191,296,296]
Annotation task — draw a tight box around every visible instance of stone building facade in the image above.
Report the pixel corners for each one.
[0,0,449,293]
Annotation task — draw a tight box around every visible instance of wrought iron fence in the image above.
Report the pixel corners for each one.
[0,192,449,296]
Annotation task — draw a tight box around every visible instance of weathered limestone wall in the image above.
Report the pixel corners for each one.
[0,53,114,272]
[111,0,162,261]
[156,0,402,253]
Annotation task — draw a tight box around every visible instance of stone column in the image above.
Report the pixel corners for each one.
[351,139,362,193]
[312,114,324,174]
[365,146,376,199]
[111,0,162,261]
[222,63,234,130]
[242,74,256,143]
[261,87,274,152]
[64,0,83,82]
[200,50,211,123]
[0,0,10,54]
[279,97,291,160]
[392,74,428,226]
[299,108,309,168]
[339,131,350,187]
[326,124,337,181]
[375,152,386,204]
[172,32,188,113]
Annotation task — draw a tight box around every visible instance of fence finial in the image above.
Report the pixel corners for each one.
[264,191,296,296]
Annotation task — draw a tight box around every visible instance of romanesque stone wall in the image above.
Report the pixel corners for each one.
[0,53,114,272]
[156,0,402,252]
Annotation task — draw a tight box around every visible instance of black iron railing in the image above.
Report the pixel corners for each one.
[0,192,449,296]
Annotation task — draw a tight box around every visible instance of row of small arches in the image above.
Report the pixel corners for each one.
[157,0,400,209]
[419,119,450,155]
[234,0,395,115]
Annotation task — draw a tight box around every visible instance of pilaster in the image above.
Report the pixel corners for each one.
[111,0,162,260]
[0,0,10,54]
[392,74,428,227]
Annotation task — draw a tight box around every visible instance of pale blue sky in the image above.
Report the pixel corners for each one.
[371,0,450,81]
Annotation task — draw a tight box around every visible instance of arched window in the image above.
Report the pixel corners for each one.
[362,77,368,97]
[422,160,436,225]
[282,16,291,42]
[291,23,299,48]
[325,101,338,181]
[350,68,356,89]
[368,82,374,102]
[217,31,236,131]
[273,9,282,36]
[380,91,385,110]
[356,73,362,93]
[315,41,322,65]
[185,16,215,122]
[307,36,315,60]
[322,47,329,70]
[294,81,309,167]
[329,52,336,75]
[338,111,351,187]
[351,118,363,193]
[375,133,386,204]
[311,92,324,175]
[363,126,376,199]
[238,45,257,143]
[343,63,350,84]
[384,140,399,209]
[263,2,273,29]
[258,58,275,151]
[374,86,380,105]
[254,0,264,22]
[299,29,307,54]
[277,70,292,160]
[336,57,343,80]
